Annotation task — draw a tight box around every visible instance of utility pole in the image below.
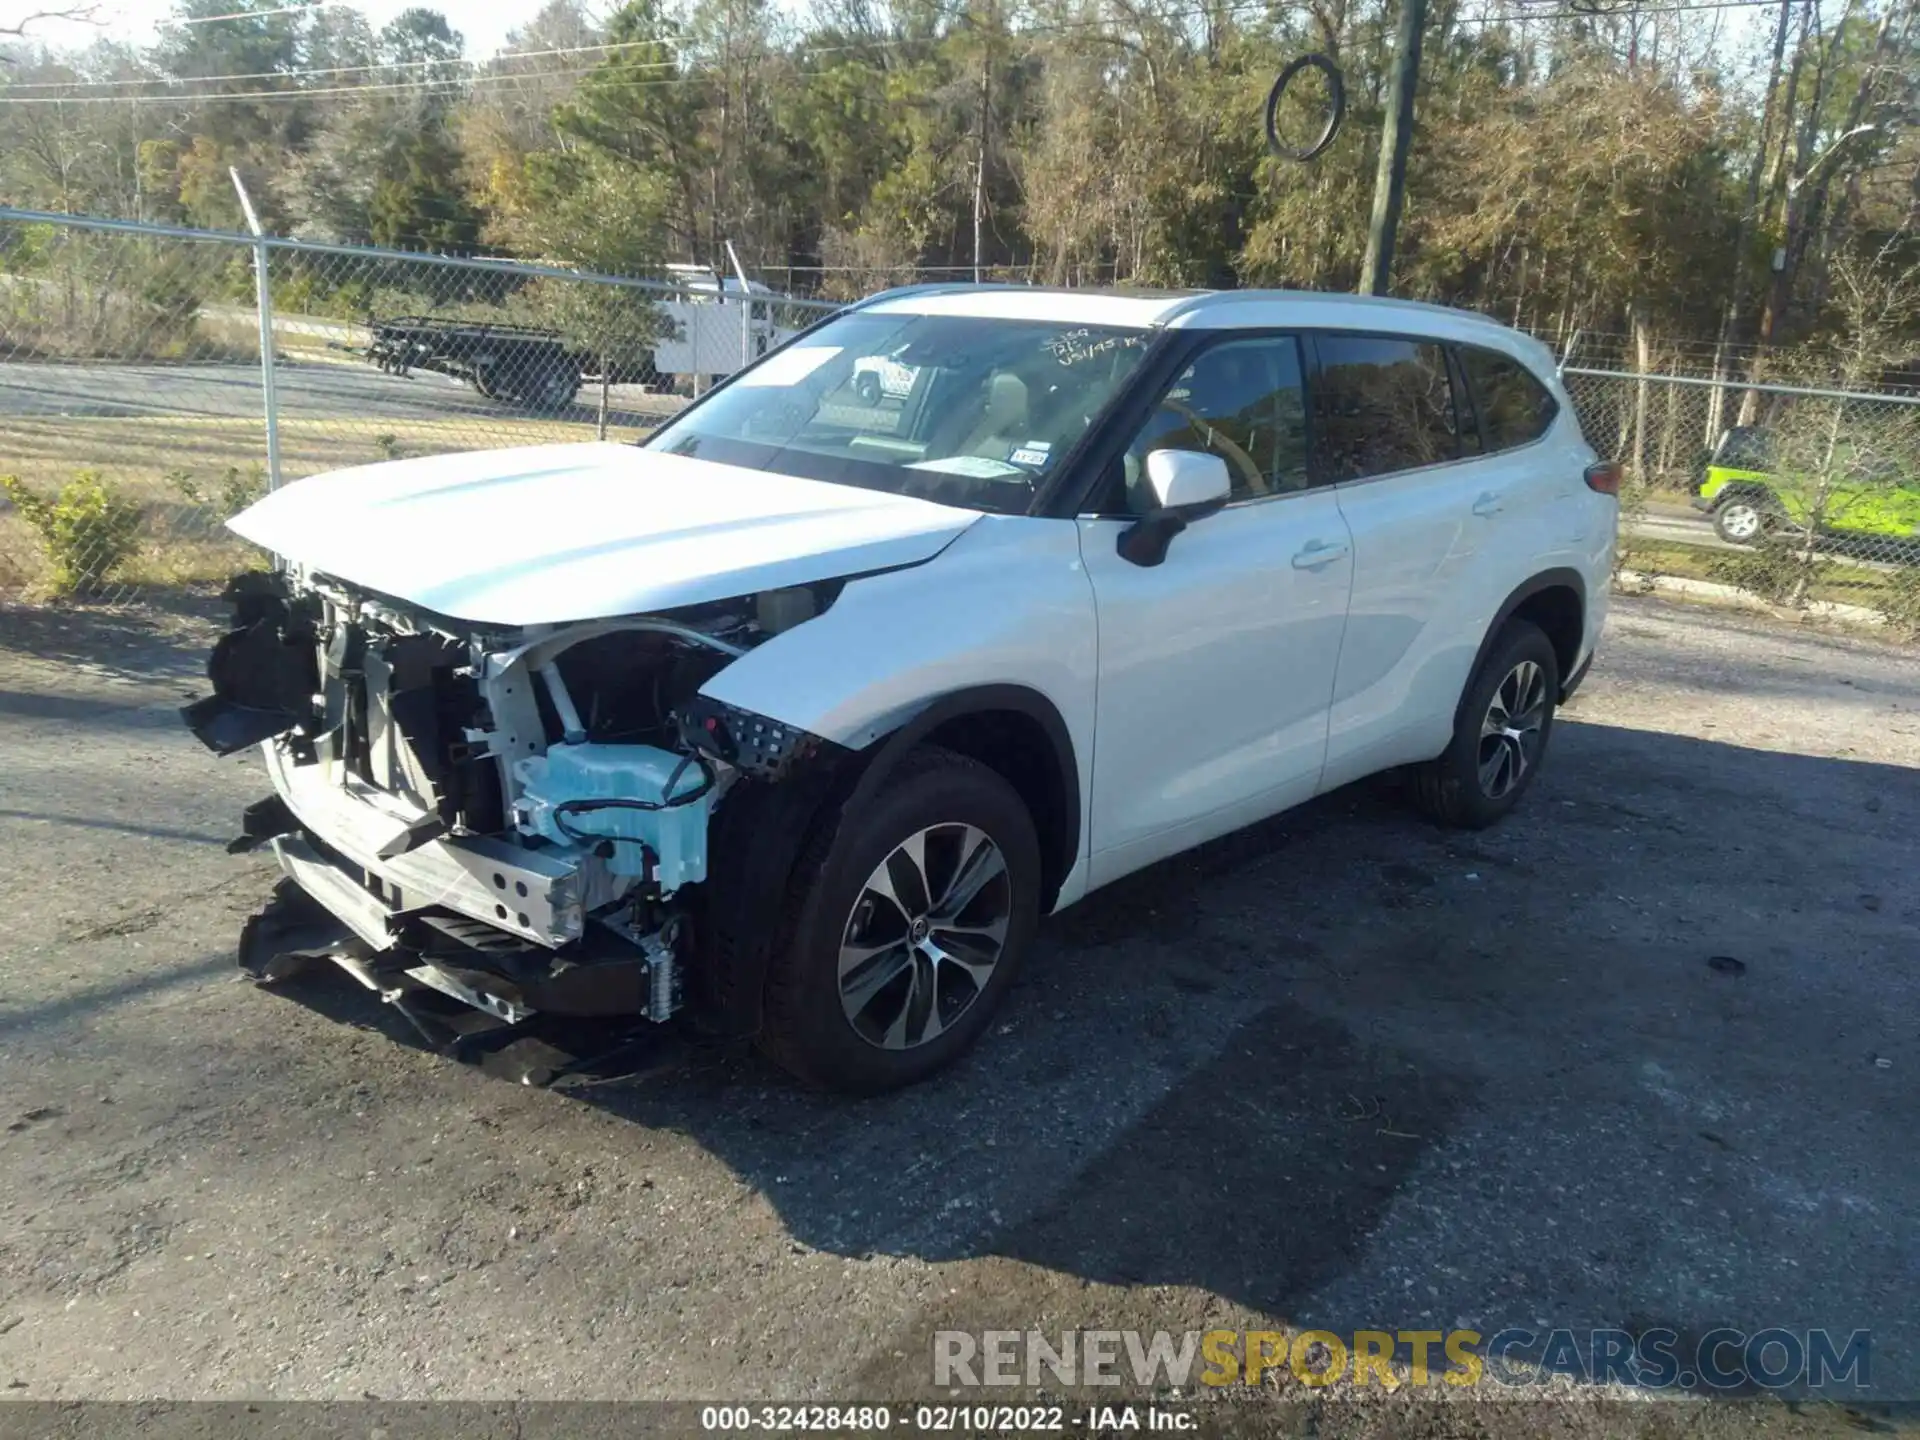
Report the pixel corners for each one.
[972,0,994,284]
[1705,0,1794,441]
[1359,0,1428,296]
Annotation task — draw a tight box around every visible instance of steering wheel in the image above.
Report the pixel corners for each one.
[1157,397,1268,495]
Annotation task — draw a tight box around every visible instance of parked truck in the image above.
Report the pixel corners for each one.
[368,317,604,409]
[365,268,806,412]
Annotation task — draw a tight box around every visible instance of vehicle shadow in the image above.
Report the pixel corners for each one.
[0,586,227,682]
[255,716,1920,1377]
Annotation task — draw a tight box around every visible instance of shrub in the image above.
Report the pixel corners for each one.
[1,472,145,596]
[1707,532,1827,607]
[169,463,268,520]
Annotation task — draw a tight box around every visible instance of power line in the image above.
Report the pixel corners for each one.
[172,2,345,23]
[0,69,570,103]
[0,0,1792,105]
[0,35,686,91]
[2,8,1159,95]
[1475,0,1792,20]
[0,10,1144,104]
[0,0,1393,99]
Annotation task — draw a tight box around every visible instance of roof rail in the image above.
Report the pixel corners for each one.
[850,282,986,309]
[1157,287,1520,327]
[1153,290,1225,324]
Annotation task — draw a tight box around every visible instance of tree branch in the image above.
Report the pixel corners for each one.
[0,5,104,40]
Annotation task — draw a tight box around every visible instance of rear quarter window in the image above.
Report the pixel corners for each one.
[1458,345,1558,452]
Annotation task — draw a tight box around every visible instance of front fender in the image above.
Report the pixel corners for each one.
[699,512,1098,856]
[687,516,1098,1038]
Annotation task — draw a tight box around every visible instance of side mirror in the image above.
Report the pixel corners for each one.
[1146,449,1231,510]
[1118,449,1232,568]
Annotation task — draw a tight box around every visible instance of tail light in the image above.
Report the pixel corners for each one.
[1584,461,1623,495]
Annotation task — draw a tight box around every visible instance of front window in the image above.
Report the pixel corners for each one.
[645,312,1155,514]
[1120,335,1311,507]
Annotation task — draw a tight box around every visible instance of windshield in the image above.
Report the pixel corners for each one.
[644,311,1155,514]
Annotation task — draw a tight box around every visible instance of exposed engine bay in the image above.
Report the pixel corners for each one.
[183,566,841,1073]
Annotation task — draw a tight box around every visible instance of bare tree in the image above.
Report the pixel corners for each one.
[1,4,102,43]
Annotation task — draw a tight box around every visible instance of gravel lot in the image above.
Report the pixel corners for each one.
[0,592,1915,1432]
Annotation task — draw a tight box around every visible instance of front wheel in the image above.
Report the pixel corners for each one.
[855,371,882,406]
[759,747,1040,1093]
[1410,619,1560,829]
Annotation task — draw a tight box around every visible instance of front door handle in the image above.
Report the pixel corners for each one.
[1291,539,1350,570]
[1472,491,1506,518]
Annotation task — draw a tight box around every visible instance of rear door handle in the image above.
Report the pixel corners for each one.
[1291,539,1350,570]
[1472,491,1506,518]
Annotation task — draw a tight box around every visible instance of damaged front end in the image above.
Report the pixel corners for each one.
[184,567,840,1072]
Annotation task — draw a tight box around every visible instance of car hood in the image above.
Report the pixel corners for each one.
[226,442,979,626]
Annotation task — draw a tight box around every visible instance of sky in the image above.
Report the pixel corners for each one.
[12,0,552,60]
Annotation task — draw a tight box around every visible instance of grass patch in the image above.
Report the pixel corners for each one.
[0,412,655,595]
[1625,538,1895,609]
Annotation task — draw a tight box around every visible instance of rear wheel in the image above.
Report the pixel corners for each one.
[1411,620,1560,829]
[855,371,882,406]
[533,361,582,411]
[509,359,579,411]
[759,747,1039,1093]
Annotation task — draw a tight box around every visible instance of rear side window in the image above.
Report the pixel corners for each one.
[1714,426,1776,471]
[1313,336,1464,481]
[1459,345,1558,452]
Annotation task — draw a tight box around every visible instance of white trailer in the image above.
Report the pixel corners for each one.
[650,265,803,388]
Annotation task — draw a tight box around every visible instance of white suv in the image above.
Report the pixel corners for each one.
[187,285,1618,1092]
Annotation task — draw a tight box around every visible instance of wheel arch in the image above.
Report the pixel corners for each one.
[1464,570,1587,718]
[841,683,1081,913]
[1710,479,1781,510]
[692,684,1081,1043]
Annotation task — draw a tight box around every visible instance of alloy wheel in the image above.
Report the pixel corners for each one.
[1719,502,1763,541]
[838,823,1012,1050]
[1477,659,1550,800]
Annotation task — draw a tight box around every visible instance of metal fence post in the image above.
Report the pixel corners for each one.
[229,168,283,491]
[725,239,752,372]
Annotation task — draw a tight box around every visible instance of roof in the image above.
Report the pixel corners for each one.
[858,283,1552,367]
[859,285,1187,329]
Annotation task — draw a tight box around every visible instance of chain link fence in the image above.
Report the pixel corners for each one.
[4,207,1918,637]
[0,208,834,606]
[1565,368,1920,635]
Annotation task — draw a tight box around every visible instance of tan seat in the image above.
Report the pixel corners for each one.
[955,372,1030,457]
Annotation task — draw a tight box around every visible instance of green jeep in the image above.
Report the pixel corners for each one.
[1692,424,1920,554]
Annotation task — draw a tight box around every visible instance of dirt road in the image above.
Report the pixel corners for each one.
[0,593,1915,1429]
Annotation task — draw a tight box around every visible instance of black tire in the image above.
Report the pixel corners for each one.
[1411,619,1560,829]
[1264,52,1347,163]
[512,360,580,411]
[759,746,1041,1093]
[855,371,882,406]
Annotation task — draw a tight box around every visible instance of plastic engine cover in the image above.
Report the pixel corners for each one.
[511,743,713,886]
